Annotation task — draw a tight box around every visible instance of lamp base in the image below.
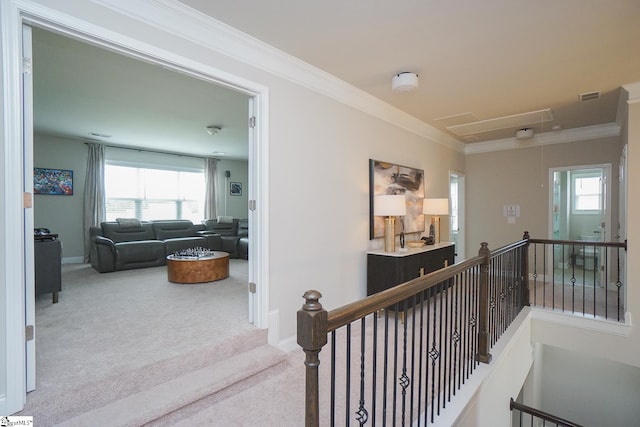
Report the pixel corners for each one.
[384,217,396,252]
[431,215,441,244]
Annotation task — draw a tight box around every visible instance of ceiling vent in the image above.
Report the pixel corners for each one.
[579,91,601,102]
[446,109,555,137]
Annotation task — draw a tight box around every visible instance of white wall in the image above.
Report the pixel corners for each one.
[0,0,464,414]
[524,344,640,426]
[466,137,621,256]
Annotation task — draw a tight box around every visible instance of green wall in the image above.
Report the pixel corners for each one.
[34,134,249,261]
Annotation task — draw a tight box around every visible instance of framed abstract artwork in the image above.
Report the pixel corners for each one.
[33,168,73,195]
[369,159,425,239]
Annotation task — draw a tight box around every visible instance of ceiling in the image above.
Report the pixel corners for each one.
[181,0,640,143]
[32,27,250,160]
[34,0,640,157]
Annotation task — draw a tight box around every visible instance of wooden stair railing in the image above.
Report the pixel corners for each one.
[510,398,584,427]
[297,239,530,426]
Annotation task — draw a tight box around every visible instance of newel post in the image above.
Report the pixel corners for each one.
[521,231,531,306]
[476,242,493,364]
[297,290,328,427]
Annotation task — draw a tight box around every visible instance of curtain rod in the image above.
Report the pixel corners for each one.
[84,141,212,160]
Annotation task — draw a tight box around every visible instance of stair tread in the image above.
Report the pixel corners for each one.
[57,344,286,427]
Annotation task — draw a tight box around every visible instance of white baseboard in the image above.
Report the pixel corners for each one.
[62,256,84,264]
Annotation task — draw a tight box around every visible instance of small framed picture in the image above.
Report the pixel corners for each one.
[230,182,242,196]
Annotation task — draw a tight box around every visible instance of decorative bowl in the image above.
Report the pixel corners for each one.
[407,240,425,248]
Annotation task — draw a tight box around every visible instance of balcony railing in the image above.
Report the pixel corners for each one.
[297,233,626,426]
[297,239,528,426]
[526,232,627,321]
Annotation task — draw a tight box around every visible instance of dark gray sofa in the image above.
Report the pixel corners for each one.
[201,218,241,258]
[238,218,249,260]
[90,218,249,273]
[90,219,215,273]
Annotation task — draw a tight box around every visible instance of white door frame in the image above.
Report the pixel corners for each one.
[1,0,270,414]
[22,24,36,393]
[548,164,612,281]
[449,171,465,261]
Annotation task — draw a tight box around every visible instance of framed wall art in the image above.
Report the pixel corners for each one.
[230,182,242,196]
[33,167,73,195]
[369,159,425,239]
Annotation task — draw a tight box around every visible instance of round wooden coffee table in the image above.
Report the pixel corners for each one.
[166,251,229,284]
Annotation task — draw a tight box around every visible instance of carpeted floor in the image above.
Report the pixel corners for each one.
[19,259,263,425]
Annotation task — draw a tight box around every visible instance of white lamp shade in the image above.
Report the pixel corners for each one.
[374,194,406,216]
[423,198,449,215]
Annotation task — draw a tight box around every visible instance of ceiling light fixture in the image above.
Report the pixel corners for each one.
[392,72,419,93]
[206,125,222,135]
[516,128,534,140]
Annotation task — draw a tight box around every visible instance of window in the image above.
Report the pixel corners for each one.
[105,164,205,222]
[572,171,602,214]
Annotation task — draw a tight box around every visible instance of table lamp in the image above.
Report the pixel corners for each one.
[423,198,449,244]
[374,194,406,252]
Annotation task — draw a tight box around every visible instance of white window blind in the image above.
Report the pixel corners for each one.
[105,164,205,222]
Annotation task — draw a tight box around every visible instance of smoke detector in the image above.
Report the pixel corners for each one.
[392,72,419,93]
[516,128,534,140]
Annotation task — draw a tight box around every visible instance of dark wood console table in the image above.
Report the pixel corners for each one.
[34,237,62,303]
[367,243,455,305]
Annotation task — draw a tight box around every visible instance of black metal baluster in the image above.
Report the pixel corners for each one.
[372,312,378,426]
[383,309,389,426]
[400,300,409,425]
[533,243,544,308]
[429,284,438,423]
[604,248,609,319]
[616,247,623,322]
[346,324,351,427]
[356,318,368,426]
[331,330,336,427]
[591,245,596,318]
[393,302,399,423]
[409,294,417,424]
[571,244,577,314]
[417,292,425,427]
[453,274,461,395]
[437,281,444,415]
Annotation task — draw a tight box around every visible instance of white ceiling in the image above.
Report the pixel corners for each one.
[33,0,640,157]
[32,27,250,160]
[181,0,640,142]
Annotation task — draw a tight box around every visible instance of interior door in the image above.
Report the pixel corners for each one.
[23,24,36,392]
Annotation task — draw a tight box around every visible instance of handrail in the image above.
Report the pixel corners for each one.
[510,398,584,427]
[297,237,529,426]
[528,237,626,250]
[327,254,483,332]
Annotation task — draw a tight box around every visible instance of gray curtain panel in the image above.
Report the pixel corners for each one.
[83,143,106,262]
[204,157,219,220]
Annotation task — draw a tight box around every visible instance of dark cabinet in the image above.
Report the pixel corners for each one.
[34,238,62,303]
[367,243,455,297]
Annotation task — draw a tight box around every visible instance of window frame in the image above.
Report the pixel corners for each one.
[104,162,205,222]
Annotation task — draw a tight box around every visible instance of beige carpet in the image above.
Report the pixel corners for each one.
[18,260,270,425]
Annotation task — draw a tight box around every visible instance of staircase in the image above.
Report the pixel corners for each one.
[24,329,290,426]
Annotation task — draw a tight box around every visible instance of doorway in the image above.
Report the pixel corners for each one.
[549,164,611,286]
[4,12,269,413]
[449,171,465,261]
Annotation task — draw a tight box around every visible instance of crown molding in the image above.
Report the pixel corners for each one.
[464,123,621,155]
[93,0,464,152]
[623,81,640,104]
